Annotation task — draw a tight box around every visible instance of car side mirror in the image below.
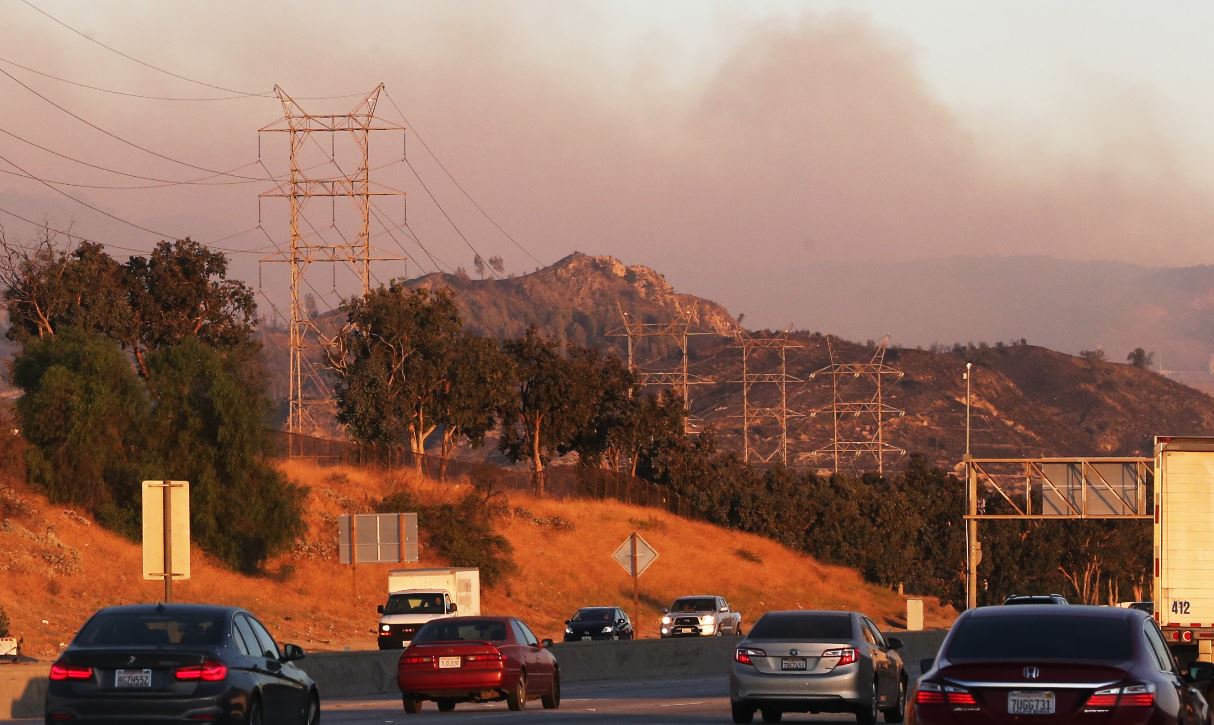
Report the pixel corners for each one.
[920,657,935,673]
[377,604,384,614]
[448,603,458,614]
[1190,662,1214,683]
[886,636,904,651]
[661,607,668,614]
[281,643,306,662]
[540,639,553,648]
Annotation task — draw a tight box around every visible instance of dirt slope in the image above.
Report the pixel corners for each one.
[0,460,952,661]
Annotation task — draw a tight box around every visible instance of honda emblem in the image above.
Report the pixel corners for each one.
[1023,666,1040,680]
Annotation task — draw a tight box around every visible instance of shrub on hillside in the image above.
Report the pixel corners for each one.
[377,490,516,587]
[0,604,9,637]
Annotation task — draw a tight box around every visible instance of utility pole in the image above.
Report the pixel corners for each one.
[259,85,406,445]
[610,303,713,434]
[732,332,805,465]
[808,336,905,475]
[963,361,980,610]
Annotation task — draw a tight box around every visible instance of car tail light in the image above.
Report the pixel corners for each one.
[916,681,976,706]
[49,662,93,681]
[735,647,766,666]
[175,660,228,682]
[400,652,434,668]
[823,647,857,666]
[1086,684,1156,708]
[464,650,504,670]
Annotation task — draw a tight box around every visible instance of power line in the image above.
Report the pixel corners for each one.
[0,66,266,181]
[0,55,253,101]
[21,1,365,102]
[382,89,545,267]
[0,150,180,239]
[402,156,502,279]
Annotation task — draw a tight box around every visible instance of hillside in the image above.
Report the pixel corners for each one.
[254,251,1214,468]
[0,459,952,661]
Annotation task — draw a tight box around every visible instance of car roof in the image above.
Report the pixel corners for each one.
[92,603,240,617]
[673,595,719,599]
[969,604,1142,620]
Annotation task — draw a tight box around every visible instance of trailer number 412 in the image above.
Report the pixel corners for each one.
[1172,601,1191,615]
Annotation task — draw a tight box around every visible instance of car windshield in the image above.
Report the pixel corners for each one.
[413,619,508,643]
[385,593,446,615]
[946,615,1132,661]
[749,613,853,640]
[572,608,615,622]
[76,612,225,647]
[672,598,716,612]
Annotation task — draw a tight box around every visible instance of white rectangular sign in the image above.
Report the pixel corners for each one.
[142,480,190,581]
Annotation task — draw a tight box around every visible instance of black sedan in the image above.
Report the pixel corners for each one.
[45,602,319,724]
[914,604,1211,725]
[563,607,634,641]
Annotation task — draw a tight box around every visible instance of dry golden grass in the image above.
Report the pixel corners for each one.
[0,460,953,660]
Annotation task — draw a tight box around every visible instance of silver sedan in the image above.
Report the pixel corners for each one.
[730,610,907,724]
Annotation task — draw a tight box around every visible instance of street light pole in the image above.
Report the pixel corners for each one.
[963,361,979,610]
[965,362,972,459]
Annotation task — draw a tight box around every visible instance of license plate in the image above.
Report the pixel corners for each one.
[781,657,808,671]
[675,627,691,633]
[1008,690,1055,715]
[438,656,461,669]
[115,669,152,688]
[581,636,591,641]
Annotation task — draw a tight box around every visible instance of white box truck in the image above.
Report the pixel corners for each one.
[376,567,480,649]
[1154,436,1214,656]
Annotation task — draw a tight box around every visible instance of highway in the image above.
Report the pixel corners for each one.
[1,674,861,724]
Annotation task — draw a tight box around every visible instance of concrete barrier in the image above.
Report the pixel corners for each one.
[0,630,951,718]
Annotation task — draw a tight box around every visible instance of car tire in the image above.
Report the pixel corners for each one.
[736,623,744,637]
[507,672,527,711]
[732,700,756,724]
[856,679,879,725]
[882,678,907,723]
[436,699,456,712]
[302,692,320,725]
[761,708,783,723]
[542,670,561,709]
[402,693,422,714]
[247,696,264,725]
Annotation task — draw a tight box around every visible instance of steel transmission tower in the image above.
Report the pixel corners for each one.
[259,85,406,440]
[732,333,805,465]
[610,303,713,433]
[808,335,905,474]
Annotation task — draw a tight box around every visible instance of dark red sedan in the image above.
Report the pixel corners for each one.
[396,616,560,713]
[914,605,1212,725]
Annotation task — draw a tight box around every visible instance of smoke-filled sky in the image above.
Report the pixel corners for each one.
[2,1,1213,332]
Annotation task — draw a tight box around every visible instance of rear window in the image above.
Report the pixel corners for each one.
[946,615,1132,661]
[414,619,508,643]
[76,612,225,647]
[749,613,853,640]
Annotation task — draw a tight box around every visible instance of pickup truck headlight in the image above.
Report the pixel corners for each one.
[601,626,614,634]
[700,615,713,624]
[661,616,671,625]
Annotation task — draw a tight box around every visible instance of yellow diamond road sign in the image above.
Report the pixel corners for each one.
[613,532,658,578]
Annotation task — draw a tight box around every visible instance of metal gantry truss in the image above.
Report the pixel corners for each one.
[962,456,1152,609]
[732,333,805,465]
[258,85,407,441]
[807,336,905,475]
[609,303,713,433]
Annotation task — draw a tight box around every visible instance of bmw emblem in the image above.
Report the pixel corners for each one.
[128,655,137,665]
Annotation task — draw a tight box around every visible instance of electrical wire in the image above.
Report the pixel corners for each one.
[383,89,546,267]
[21,1,367,102]
[0,55,254,101]
[0,66,266,181]
[401,156,502,279]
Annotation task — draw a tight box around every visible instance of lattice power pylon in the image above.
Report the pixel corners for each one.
[732,332,805,465]
[259,84,406,441]
[610,303,713,433]
[807,335,905,475]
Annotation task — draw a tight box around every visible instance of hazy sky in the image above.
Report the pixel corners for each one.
[2,1,1213,329]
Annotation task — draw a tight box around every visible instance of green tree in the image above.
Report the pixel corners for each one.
[12,329,150,534]
[499,327,592,493]
[329,285,462,466]
[144,339,306,572]
[434,334,513,479]
[1126,347,1154,369]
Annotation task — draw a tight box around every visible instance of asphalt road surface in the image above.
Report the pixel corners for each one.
[2,674,865,724]
[321,675,860,724]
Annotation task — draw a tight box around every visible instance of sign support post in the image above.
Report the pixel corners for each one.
[613,532,658,620]
[162,480,173,603]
